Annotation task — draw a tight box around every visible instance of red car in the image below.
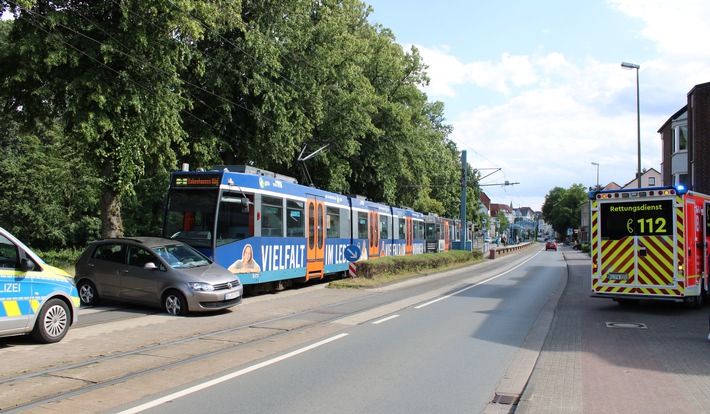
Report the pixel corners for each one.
[545,240,558,251]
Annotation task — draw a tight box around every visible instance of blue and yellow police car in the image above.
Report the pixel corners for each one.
[0,227,79,343]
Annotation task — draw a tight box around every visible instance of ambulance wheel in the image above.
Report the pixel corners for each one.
[686,289,704,309]
[31,298,71,343]
[77,280,100,306]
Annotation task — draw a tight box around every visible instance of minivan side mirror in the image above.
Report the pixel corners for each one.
[144,262,159,270]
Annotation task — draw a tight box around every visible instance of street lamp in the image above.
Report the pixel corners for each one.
[621,61,641,188]
[591,162,599,190]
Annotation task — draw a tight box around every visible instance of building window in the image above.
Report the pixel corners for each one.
[672,125,688,153]
[649,176,655,186]
[673,173,688,188]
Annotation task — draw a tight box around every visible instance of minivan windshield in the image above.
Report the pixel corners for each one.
[153,244,210,269]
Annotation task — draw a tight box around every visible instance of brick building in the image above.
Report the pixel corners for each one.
[658,81,710,192]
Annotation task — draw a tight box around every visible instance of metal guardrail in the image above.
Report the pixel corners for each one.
[488,241,535,259]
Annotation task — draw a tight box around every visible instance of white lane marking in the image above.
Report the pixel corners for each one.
[415,250,542,309]
[372,314,399,324]
[116,333,349,414]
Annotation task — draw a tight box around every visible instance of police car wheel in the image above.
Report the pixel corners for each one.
[31,298,70,343]
[164,290,189,316]
[77,280,99,306]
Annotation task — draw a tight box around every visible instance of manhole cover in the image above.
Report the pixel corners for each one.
[606,322,647,329]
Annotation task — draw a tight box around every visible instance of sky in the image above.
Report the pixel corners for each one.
[364,0,710,212]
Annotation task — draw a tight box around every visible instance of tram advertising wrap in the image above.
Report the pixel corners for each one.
[164,165,460,287]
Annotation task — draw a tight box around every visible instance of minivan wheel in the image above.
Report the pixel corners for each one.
[164,290,189,316]
[31,298,70,343]
[77,280,99,306]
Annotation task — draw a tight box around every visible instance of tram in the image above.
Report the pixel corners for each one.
[163,165,461,287]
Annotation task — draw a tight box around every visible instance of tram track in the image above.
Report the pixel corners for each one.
[0,252,531,413]
[0,287,392,413]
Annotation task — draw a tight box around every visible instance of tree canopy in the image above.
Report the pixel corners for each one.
[541,184,588,239]
[0,0,484,248]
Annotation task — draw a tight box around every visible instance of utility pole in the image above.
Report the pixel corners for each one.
[459,150,467,250]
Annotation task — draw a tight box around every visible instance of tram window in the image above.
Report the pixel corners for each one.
[415,222,425,240]
[398,218,405,239]
[327,207,340,238]
[286,200,305,237]
[309,203,315,250]
[339,208,351,238]
[425,223,436,239]
[380,216,389,239]
[262,196,283,237]
[357,212,368,239]
[216,193,253,245]
[164,189,217,247]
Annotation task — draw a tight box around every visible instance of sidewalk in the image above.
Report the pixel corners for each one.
[515,250,710,414]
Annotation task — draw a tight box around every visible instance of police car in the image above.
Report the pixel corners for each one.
[0,227,79,343]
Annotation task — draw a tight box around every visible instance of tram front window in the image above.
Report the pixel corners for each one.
[164,189,218,248]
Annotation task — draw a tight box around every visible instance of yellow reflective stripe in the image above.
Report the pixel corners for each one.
[30,299,40,313]
[3,300,21,317]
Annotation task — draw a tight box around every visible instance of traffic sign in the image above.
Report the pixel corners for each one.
[344,244,361,262]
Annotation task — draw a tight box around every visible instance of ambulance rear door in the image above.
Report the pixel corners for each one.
[595,195,678,296]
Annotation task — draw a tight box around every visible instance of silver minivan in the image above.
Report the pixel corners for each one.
[74,237,242,315]
[0,227,79,343]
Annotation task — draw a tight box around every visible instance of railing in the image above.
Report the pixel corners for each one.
[488,241,535,259]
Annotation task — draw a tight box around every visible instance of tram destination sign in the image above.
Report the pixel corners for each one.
[172,174,222,188]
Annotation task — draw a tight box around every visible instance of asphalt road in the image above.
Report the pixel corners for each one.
[1,245,555,414]
[108,247,564,414]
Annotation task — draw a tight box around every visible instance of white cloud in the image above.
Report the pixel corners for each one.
[608,0,710,58]
[413,46,539,97]
[413,48,668,210]
[394,0,709,211]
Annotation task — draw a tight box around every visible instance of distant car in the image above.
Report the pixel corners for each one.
[484,236,492,243]
[74,237,243,315]
[0,227,79,343]
[545,240,558,251]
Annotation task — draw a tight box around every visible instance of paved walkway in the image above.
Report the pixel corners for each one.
[515,250,710,413]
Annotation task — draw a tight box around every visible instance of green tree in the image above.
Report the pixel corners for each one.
[0,19,101,248]
[0,0,475,247]
[541,184,588,237]
[2,0,241,237]
[0,116,101,249]
[497,210,510,230]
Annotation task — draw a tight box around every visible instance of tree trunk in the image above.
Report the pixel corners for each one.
[100,189,123,238]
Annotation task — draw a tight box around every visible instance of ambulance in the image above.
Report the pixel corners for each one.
[0,227,79,343]
[589,186,709,307]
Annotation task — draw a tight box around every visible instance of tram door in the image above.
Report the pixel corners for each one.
[405,216,413,255]
[306,196,325,281]
[369,209,380,258]
[443,220,451,252]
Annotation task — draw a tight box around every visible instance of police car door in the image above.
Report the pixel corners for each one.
[0,232,30,335]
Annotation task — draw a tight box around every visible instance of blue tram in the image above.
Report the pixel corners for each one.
[163,165,461,287]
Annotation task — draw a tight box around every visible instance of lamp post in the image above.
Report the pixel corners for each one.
[621,61,641,188]
[591,162,599,190]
